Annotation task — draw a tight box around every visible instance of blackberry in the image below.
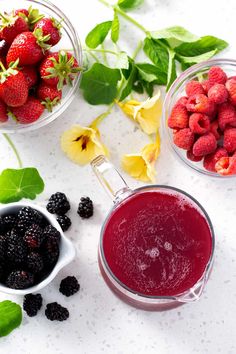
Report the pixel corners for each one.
[43,225,61,244]
[27,252,44,273]
[77,197,93,219]
[23,294,42,317]
[46,192,70,215]
[24,224,44,249]
[45,302,69,321]
[7,230,27,265]
[42,238,59,266]
[56,215,71,232]
[0,235,6,262]
[6,270,34,289]
[17,207,43,233]
[2,215,16,232]
[59,276,80,297]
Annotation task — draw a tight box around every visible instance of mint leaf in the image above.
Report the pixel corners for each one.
[120,59,138,101]
[143,38,169,72]
[111,11,120,43]
[136,63,167,84]
[166,48,177,90]
[175,35,228,56]
[151,26,198,47]
[0,301,22,337]
[85,21,112,49]
[0,168,44,204]
[118,0,144,11]
[80,63,121,105]
[177,50,218,70]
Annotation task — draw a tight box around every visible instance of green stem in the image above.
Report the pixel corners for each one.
[83,48,119,56]
[132,40,143,60]
[2,133,23,168]
[101,43,109,66]
[91,102,115,128]
[87,51,100,62]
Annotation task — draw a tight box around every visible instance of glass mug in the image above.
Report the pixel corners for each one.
[91,155,215,311]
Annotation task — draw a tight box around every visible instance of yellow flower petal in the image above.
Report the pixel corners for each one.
[61,124,108,165]
[116,100,140,118]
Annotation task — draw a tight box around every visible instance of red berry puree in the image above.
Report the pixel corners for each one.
[102,190,212,297]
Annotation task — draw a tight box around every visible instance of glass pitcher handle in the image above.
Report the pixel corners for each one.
[91,155,132,203]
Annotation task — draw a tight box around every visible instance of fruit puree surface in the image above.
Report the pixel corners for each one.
[102,190,212,296]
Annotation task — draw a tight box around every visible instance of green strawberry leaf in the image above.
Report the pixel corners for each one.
[0,301,22,337]
[80,63,121,105]
[119,59,138,101]
[118,0,144,11]
[151,26,198,47]
[111,11,120,43]
[177,50,218,70]
[136,63,167,85]
[175,35,228,56]
[85,21,112,49]
[143,38,169,73]
[0,168,45,204]
[166,48,177,91]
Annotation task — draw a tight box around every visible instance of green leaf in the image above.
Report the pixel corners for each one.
[0,168,45,204]
[119,59,138,101]
[111,11,120,43]
[136,63,167,85]
[142,81,154,97]
[85,21,112,49]
[143,38,169,72]
[175,35,228,56]
[80,63,121,105]
[166,48,177,91]
[151,26,198,47]
[0,301,22,337]
[132,80,144,94]
[177,50,218,70]
[118,0,144,11]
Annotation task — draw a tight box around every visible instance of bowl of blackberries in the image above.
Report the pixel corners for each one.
[0,200,75,295]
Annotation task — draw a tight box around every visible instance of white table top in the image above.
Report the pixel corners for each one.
[1,0,236,353]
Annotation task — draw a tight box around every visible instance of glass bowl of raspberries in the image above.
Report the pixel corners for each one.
[0,0,82,133]
[163,58,236,177]
[0,202,75,295]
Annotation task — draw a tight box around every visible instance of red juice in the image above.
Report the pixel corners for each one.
[102,189,213,297]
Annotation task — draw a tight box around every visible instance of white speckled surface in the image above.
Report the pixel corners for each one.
[1,0,236,353]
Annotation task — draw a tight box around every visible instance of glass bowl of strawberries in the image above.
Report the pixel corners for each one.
[0,0,82,133]
[163,58,236,177]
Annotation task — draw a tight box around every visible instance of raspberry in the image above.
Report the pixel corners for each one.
[173,128,195,150]
[210,121,221,140]
[43,225,61,245]
[77,197,94,219]
[168,104,189,129]
[203,147,228,172]
[208,84,228,104]
[201,80,212,93]
[6,270,34,289]
[17,207,43,233]
[189,113,210,135]
[186,94,215,115]
[215,153,236,175]
[226,78,236,105]
[193,133,217,156]
[186,149,203,162]
[218,103,236,131]
[56,215,71,232]
[185,80,205,97]
[175,96,188,107]
[208,66,227,85]
[24,224,44,249]
[23,294,42,317]
[223,128,236,153]
[27,252,44,273]
[46,192,70,215]
[59,276,80,297]
[45,302,69,321]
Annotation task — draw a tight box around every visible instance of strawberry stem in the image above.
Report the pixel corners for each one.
[2,133,23,168]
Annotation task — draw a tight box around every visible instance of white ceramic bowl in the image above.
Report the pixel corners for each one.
[0,202,76,295]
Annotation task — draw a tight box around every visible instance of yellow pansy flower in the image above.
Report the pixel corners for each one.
[122,133,161,182]
[61,124,108,165]
[117,91,162,135]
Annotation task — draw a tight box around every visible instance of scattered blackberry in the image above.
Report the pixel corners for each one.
[43,225,61,244]
[46,192,70,215]
[77,197,93,219]
[6,270,34,289]
[23,294,42,317]
[27,252,44,273]
[45,302,69,321]
[0,235,6,262]
[56,215,71,232]
[59,276,80,297]
[42,238,59,266]
[17,207,43,233]
[24,224,44,249]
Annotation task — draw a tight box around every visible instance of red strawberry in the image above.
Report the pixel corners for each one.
[215,153,236,176]
[218,102,236,131]
[6,29,51,66]
[223,127,236,153]
[225,78,236,105]
[0,99,8,122]
[189,113,210,135]
[14,9,29,17]
[192,132,217,157]
[37,82,62,112]
[10,97,44,124]
[0,12,28,45]
[173,128,195,150]
[203,147,228,172]
[185,80,205,97]
[0,60,28,107]
[39,51,81,89]
[168,104,189,129]
[21,66,38,88]
[0,39,9,56]
[34,18,61,46]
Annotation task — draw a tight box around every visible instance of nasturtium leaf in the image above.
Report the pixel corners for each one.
[166,48,177,91]
[177,50,218,70]
[151,26,198,47]
[143,38,169,73]
[85,21,112,49]
[0,168,45,204]
[120,59,138,101]
[111,12,120,43]
[80,63,121,105]
[118,0,144,11]
[0,301,22,337]
[142,81,155,97]
[136,63,167,85]
[132,80,144,94]
[175,35,228,56]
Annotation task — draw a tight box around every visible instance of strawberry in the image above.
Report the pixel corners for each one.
[37,82,62,112]
[168,103,189,129]
[14,9,29,17]
[10,96,44,124]
[6,29,51,66]
[0,39,8,56]
[0,12,28,45]
[21,66,38,88]
[39,51,81,89]
[0,60,28,107]
[0,99,8,122]
[34,18,61,46]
